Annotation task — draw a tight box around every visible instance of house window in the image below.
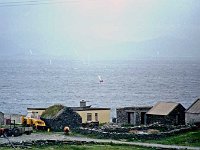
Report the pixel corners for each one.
[87,113,92,122]
[95,113,98,122]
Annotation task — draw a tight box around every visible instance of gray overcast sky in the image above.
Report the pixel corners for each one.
[0,0,200,59]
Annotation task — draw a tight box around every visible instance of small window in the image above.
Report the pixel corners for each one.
[87,113,92,122]
[95,113,98,122]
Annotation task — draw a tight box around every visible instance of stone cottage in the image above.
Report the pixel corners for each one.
[41,105,82,131]
[0,112,4,126]
[116,106,152,126]
[185,98,200,125]
[146,101,185,125]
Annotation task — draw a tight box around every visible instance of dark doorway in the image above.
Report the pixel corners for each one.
[128,112,135,125]
[128,112,131,124]
[141,112,145,125]
[176,114,180,125]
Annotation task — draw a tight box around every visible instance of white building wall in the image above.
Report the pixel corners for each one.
[185,113,200,124]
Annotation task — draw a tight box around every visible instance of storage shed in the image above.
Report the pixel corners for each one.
[146,102,185,125]
[185,98,200,125]
[116,106,152,126]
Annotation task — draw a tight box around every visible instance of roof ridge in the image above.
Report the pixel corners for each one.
[186,98,200,112]
[167,103,180,115]
[146,101,180,115]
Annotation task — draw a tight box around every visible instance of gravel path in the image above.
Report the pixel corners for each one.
[0,133,200,150]
[0,133,65,143]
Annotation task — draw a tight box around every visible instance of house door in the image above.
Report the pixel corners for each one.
[141,112,146,125]
[176,114,180,125]
[128,112,136,125]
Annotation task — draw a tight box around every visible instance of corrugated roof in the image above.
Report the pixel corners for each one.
[186,99,200,114]
[146,101,179,115]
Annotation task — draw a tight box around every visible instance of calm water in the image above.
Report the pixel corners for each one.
[0,58,200,117]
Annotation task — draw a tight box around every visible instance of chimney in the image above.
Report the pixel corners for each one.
[80,100,86,107]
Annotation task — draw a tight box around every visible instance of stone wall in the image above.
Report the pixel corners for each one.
[0,140,100,149]
[116,107,151,126]
[116,108,127,124]
[74,125,197,140]
[0,112,4,126]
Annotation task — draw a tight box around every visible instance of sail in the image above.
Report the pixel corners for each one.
[98,75,103,82]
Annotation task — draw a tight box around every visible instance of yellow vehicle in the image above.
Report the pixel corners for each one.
[21,112,46,130]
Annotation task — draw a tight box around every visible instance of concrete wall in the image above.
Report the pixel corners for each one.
[76,109,110,124]
[185,113,200,124]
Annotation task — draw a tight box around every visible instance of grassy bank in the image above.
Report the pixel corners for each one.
[72,129,200,147]
[127,130,200,147]
[0,144,153,150]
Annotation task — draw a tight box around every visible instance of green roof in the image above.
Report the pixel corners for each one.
[41,104,64,118]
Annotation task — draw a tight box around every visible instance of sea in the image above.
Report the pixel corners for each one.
[0,57,200,117]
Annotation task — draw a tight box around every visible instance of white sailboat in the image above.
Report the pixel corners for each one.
[98,75,103,83]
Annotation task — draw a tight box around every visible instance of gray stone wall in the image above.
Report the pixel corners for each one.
[186,113,200,124]
[0,112,4,126]
[116,107,151,126]
[116,108,128,124]
[75,125,196,140]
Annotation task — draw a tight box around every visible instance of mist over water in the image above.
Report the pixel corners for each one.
[0,57,199,117]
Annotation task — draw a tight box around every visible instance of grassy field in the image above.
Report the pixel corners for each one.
[0,144,153,150]
[146,130,200,147]
[72,130,200,147]
[127,130,200,147]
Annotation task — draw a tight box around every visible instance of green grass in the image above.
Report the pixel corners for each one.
[127,130,200,147]
[41,104,64,118]
[0,144,153,150]
[146,130,200,147]
[74,130,200,147]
